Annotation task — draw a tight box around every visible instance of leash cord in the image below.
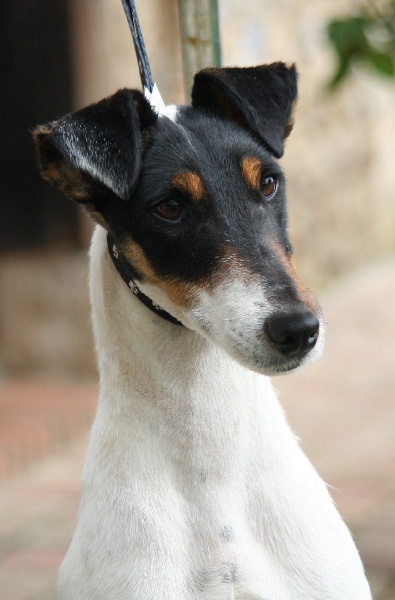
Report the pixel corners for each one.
[117,3,181,326]
[121,0,154,93]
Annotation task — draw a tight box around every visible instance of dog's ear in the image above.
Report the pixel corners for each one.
[191,62,297,158]
[33,89,157,226]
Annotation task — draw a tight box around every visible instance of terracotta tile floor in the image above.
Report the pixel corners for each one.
[0,381,97,481]
[1,257,395,599]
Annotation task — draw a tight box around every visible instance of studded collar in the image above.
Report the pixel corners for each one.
[107,235,184,327]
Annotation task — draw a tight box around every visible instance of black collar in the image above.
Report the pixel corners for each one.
[107,235,184,327]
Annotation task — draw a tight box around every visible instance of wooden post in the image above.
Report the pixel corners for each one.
[178,0,221,100]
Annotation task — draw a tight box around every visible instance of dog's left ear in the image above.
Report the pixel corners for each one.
[192,62,297,158]
[33,89,157,228]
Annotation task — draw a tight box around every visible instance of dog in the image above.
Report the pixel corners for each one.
[34,62,372,599]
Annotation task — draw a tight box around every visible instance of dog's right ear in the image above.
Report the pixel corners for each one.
[191,63,297,158]
[33,89,157,226]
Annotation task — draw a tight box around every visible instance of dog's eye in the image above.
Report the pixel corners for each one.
[154,199,184,221]
[261,176,278,200]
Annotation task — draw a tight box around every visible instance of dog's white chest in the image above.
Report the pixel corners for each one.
[58,377,370,600]
[56,230,371,600]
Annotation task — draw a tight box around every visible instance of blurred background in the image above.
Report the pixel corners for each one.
[0,0,394,598]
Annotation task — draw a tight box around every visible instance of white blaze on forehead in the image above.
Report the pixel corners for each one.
[143,84,178,122]
[144,84,166,115]
[161,104,178,122]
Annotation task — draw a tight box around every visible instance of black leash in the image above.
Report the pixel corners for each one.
[107,235,184,327]
[121,0,154,93]
[106,2,182,326]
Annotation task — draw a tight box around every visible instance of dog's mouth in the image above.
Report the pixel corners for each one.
[181,276,325,376]
[135,269,324,377]
[186,302,325,377]
[245,340,324,376]
[227,324,324,376]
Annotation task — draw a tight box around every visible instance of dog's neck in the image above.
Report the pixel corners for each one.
[61,226,371,600]
[91,226,211,385]
[88,226,284,466]
[106,233,184,327]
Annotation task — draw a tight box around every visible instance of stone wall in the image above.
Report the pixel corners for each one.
[0,253,95,378]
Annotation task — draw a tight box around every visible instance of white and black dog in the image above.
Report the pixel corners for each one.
[34,63,372,599]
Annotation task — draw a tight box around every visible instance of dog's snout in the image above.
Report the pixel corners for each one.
[266,311,319,356]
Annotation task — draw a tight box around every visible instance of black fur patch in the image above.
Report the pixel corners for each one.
[34,63,309,308]
[192,63,298,158]
[121,109,291,287]
[34,89,157,204]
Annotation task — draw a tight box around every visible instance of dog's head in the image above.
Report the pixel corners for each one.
[34,62,324,375]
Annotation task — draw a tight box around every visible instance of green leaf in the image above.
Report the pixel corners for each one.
[327,57,352,91]
[368,49,395,76]
[326,8,395,90]
[327,17,370,58]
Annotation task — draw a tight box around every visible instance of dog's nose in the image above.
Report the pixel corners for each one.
[266,311,319,356]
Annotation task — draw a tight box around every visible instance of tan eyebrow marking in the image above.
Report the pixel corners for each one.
[241,156,262,190]
[171,171,206,202]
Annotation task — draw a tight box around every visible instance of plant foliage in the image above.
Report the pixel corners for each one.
[327,0,395,89]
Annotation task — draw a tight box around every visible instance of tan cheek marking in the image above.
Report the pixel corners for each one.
[121,238,159,284]
[171,172,206,202]
[188,247,260,295]
[121,237,197,309]
[271,242,319,313]
[217,247,259,286]
[160,280,196,310]
[241,156,262,190]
